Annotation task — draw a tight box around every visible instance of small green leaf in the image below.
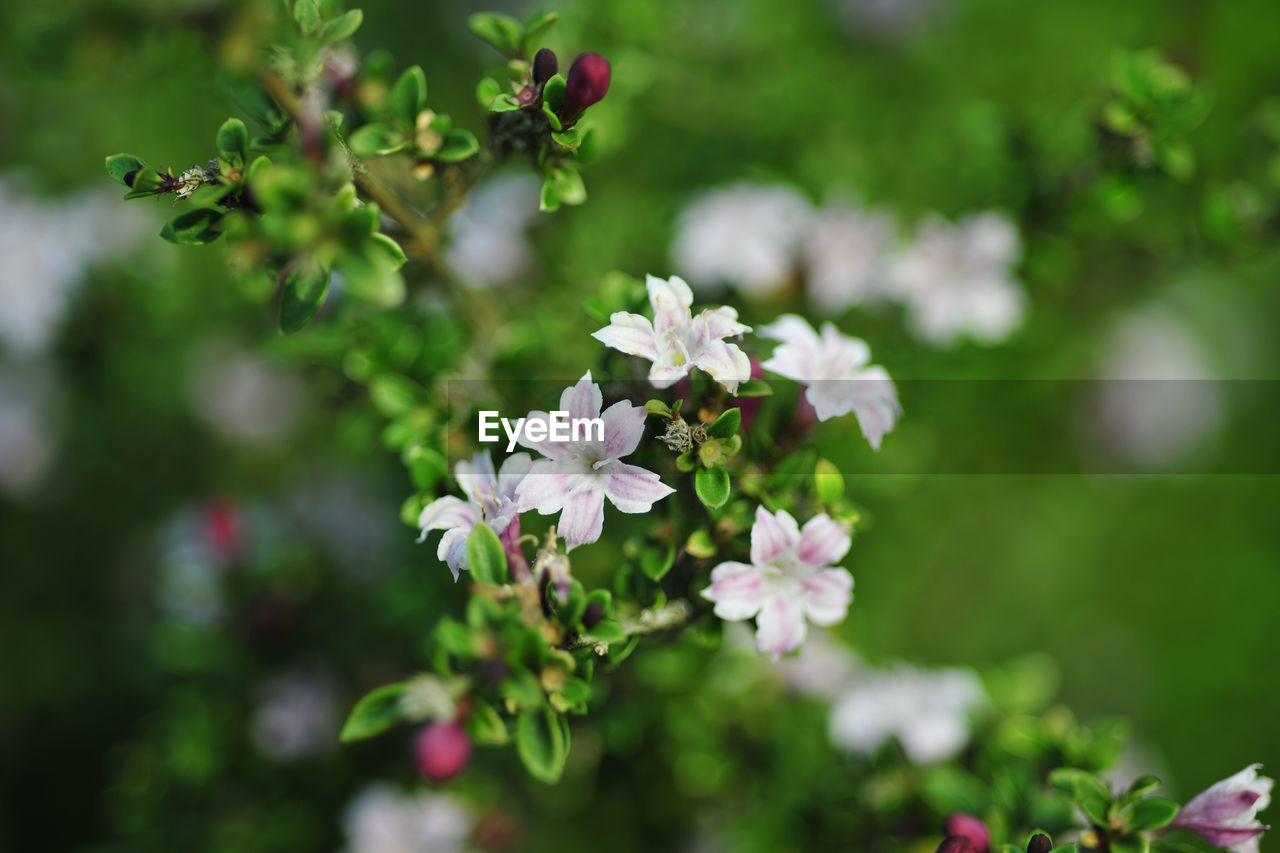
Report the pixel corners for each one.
[675,450,697,472]
[1127,775,1163,797]
[277,260,331,333]
[551,126,583,149]
[521,10,558,55]
[339,682,409,742]
[318,8,363,44]
[105,153,144,186]
[515,707,570,784]
[685,528,717,559]
[815,458,845,506]
[539,177,561,212]
[644,399,673,418]
[390,65,427,128]
[476,77,502,109]
[707,408,740,440]
[435,129,480,163]
[347,122,408,156]
[293,0,320,33]
[543,74,566,113]
[489,94,521,114]
[467,12,523,57]
[735,379,773,397]
[1128,797,1180,831]
[216,117,249,164]
[542,100,563,131]
[588,620,625,643]
[369,373,423,417]
[368,232,408,268]
[695,466,731,508]
[1049,767,1113,827]
[1110,838,1150,853]
[546,162,585,205]
[160,208,225,245]
[467,522,509,586]
[639,542,676,581]
[463,698,509,745]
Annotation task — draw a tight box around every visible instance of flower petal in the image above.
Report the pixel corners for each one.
[559,372,602,422]
[698,305,751,340]
[797,514,852,568]
[454,451,498,506]
[758,314,822,350]
[701,561,763,620]
[515,459,574,514]
[605,462,675,512]
[559,486,605,550]
[750,505,801,566]
[648,362,690,388]
[592,312,658,361]
[417,496,480,536]
[693,339,752,394]
[437,526,470,580]
[801,568,854,625]
[516,410,570,458]
[755,595,808,658]
[497,452,534,501]
[600,400,646,459]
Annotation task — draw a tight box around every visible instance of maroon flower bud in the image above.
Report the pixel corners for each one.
[533,48,558,86]
[581,600,605,630]
[1026,834,1053,853]
[414,721,471,782]
[936,836,978,853]
[943,814,990,852]
[557,52,610,125]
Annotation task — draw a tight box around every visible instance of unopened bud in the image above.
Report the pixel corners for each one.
[943,814,990,852]
[414,721,471,782]
[533,48,558,86]
[1025,834,1052,853]
[936,837,978,853]
[557,52,610,125]
[582,601,605,630]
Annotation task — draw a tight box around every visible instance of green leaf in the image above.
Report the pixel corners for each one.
[685,528,717,559]
[476,77,502,109]
[105,153,144,186]
[521,10,558,55]
[644,399,673,418]
[543,74,566,113]
[588,620,625,643]
[542,100,563,131]
[293,0,320,33]
[463,698,509,745]
[1127,775,1163,798]
[160,208,225,245]
[347,122,408,156]
[639,542,676,581]
[1049,767,1113,827]
[390,65,427,128]
[1110,838,1150,853]
[339,682,409,742]
[546,162,585,205]
[695,466,731,509]
[368,232,408,268]
[435,129,480,163]
[317,8,363,44]
[515,707,570,784]
[675,450,697,472]
[467,12,523,57]
[467,522,509,586]
[1128,797,1180,831]
[489,94,521,114]
[230,81,289,136]
[369,373,423,417]
[539,176,561,212]
[277,260,331,333]
[735,379,773,397]
[707,408,740,439]
[815,458,845,506]
[216,117,249,164]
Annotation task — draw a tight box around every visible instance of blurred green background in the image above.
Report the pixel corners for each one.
[1,0,1278,850]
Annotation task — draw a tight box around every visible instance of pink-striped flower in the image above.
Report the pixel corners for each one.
[1170,764,1272,853]
[759,314,900,450]
[591,274,752,393]
[701,506,854,658]
[417,451,531,580]
[515,373,675,550]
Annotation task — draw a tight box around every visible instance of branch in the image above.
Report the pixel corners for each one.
[564,599,695,654]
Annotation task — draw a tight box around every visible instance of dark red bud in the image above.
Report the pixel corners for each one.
[943,814,990,852]
[582,601,605,630]
[1026,835,1053,853]
[936,837,978,853]
[533,48,558,86]
[558,52,610,124]
[414,721,471,782]
[123,169,140,188]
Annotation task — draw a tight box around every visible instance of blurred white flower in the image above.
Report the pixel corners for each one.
[1093,305,1222,468]
[829,663,986,764]
[0,176,148,355]
[156,508,231,626]
[342,784,471,853]
[802,201,895,313]
[186,340,306,448]
[888,211,1024,345]
[672,182,813,297]
[772,631,861,700]
[0,366,57,497]
[250,670,338,761]
[445,172,541,288]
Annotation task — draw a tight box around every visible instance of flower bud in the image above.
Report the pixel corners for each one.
[414,721,471,782]
[557,52,610,125]
[533,48,558,86]
[936,836,978,853]
[582,600,605,630]
[1025,834,1053,853]
[943,814,990,852]
[1170,764,1273,851]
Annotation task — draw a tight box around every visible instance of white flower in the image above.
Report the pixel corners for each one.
[591,274,752,393]
[701,506,854,659]
[249,670,337,761]
[342,784,471,853]
[802,202,895,314]
[515,373,675,550]
[888,211,1024,345]
[672,182,813,296]
[445,172,541,289]
[1171,764,1273,853]
[829,663,986,764]
[417,450,532,579]
[187,340,307,448]
[759,314,900,450]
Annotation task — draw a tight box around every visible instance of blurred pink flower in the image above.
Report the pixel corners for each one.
[759,314,900,449]
[592,274,752,393]
[515,373,674,550]
[417,451,532,580]
[701,505,853,658]
[1170,764,1272,853]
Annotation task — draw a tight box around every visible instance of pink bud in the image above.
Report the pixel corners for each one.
[943,814,990,852]
[203,497,242,558]
[936,836,978,853]
[414,721,471,782]
[558,52,610,124]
